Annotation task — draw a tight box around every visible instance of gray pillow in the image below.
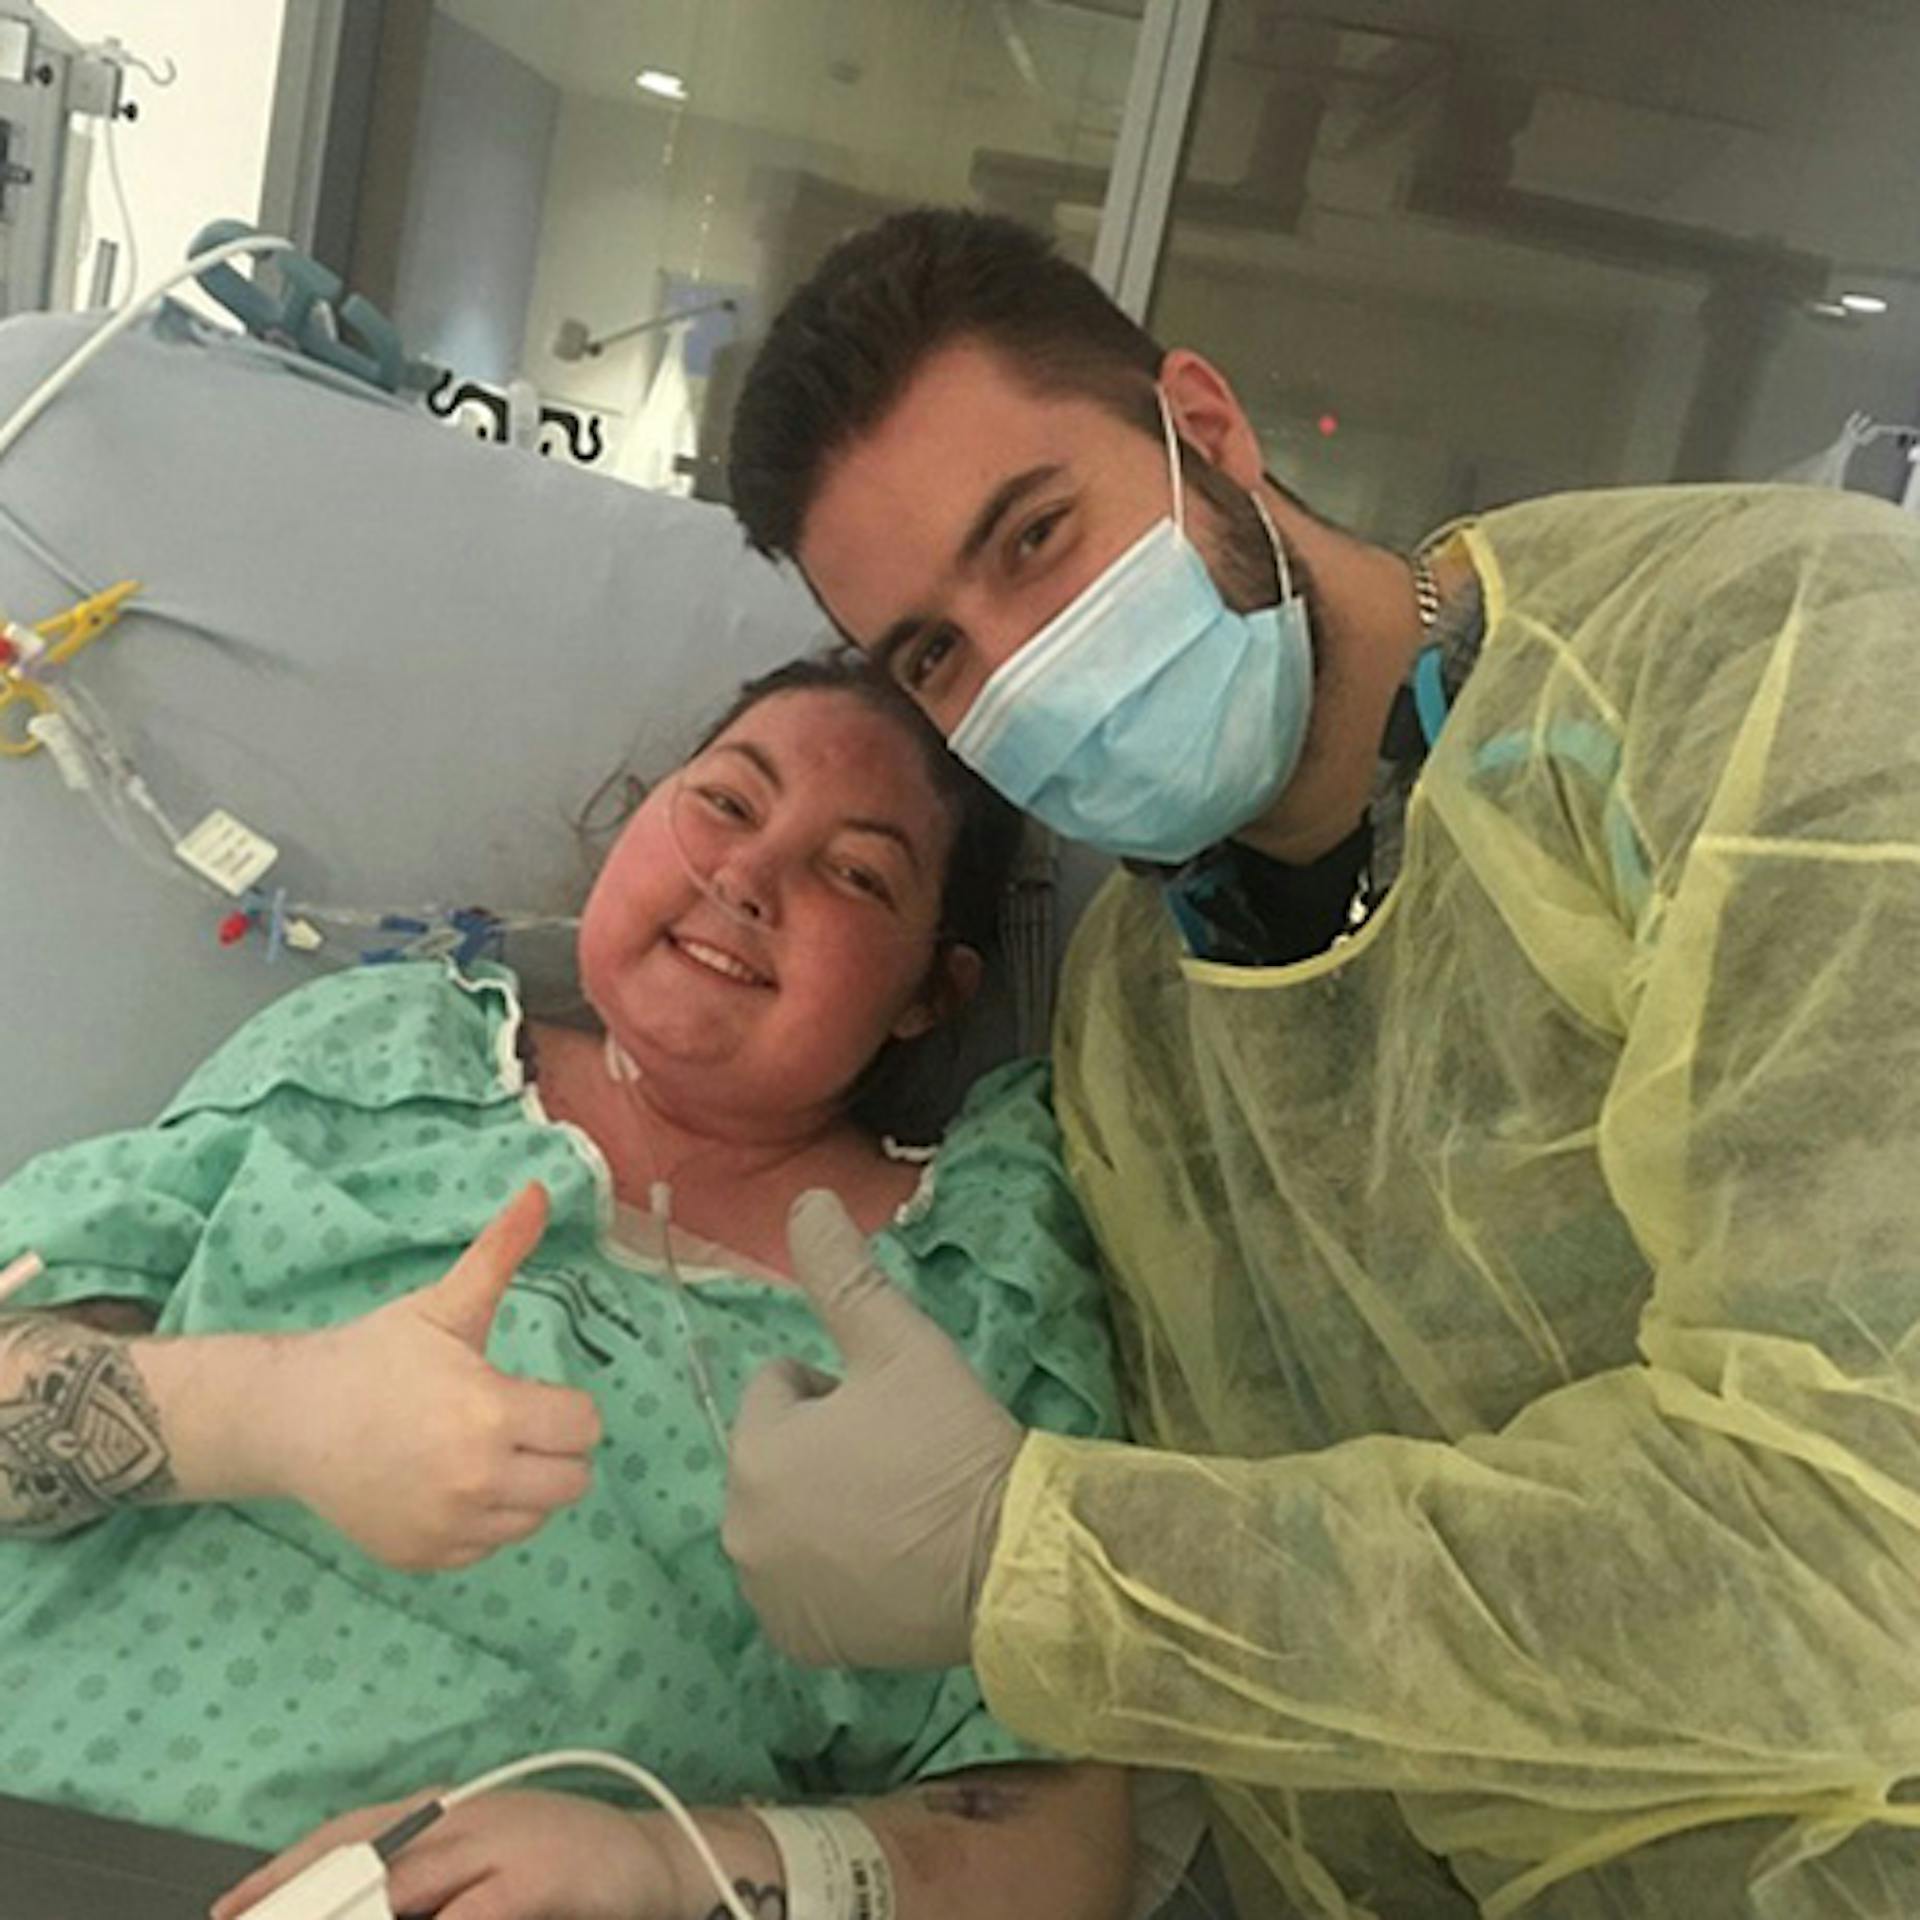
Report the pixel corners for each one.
[0,307,825,1173]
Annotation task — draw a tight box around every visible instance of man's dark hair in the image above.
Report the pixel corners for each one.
[730,208,1165,560]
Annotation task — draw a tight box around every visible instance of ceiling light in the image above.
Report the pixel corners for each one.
[636,69,686,102]
[1839,292,1889,315]
[1808,301,1852,320]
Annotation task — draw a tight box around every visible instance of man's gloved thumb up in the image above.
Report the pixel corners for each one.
[723,1189,1024,1670]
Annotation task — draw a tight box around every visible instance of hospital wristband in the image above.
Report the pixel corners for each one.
[750,1807,897,1920]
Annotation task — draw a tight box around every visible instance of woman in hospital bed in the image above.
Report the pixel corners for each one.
[0,656,1135,1917]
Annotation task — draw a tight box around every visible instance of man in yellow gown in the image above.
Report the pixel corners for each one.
[719,208,1920,1918]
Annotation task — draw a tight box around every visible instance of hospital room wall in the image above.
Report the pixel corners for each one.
[1694,12,1920,492]
[356,0,1138,494]
[1730,313,1920,499]
[58,0,289,310]
[386,10,557,386]
[517,97,899,462]
[509,98,918,429]
[511,92,812,432]
[1153,248,1690,551]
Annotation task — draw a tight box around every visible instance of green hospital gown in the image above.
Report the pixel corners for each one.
[0,960,1121,1848]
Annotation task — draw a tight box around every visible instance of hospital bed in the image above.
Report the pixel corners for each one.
[0,1788,264,1917]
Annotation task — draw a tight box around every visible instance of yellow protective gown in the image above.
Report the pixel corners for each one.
[975,484,1920,1917]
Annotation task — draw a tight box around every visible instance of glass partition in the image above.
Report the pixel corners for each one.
[1147,1,1920,546]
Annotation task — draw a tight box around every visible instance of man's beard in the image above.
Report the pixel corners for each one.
[1181,449,1327,670]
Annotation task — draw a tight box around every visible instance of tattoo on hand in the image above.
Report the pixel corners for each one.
[0,1318,174,1534]
[919,1778,1031,1823]
[704,1881,786,1920]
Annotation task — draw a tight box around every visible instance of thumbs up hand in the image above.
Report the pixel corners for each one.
[723,1190,1025,1670]
[271,1184,604,1571]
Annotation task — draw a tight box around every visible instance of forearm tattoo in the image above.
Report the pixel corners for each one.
[0,1316,174,1534]
[703,1882,785,1920]
[918,1778,1031,1823]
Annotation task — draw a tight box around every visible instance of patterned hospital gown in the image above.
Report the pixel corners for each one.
[0,960,1121,1847]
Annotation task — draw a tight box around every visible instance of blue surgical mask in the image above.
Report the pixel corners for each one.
[949,389,1313,864]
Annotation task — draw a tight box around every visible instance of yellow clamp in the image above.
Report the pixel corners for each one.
[0,579,140,760]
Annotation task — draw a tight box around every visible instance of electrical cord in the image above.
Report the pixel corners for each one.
[0,229,294,464]
[95,108,137,304]
[374,1748,759,1920]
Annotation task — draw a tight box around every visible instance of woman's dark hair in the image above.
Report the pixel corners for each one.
[584,650,1024,1139]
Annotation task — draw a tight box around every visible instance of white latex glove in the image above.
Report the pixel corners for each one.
[266,1183,605,1571]
[723,1189,1025,1668]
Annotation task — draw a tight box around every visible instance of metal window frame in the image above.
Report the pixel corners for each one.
[1090,0,1213,322]
[258,0,424,299]
[258,0,347,256]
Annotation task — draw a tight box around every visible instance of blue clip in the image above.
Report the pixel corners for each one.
[191,219,289,338]
[449,908,503,970]
[362,909,503,970]
[361,912,426,967]
[264,887,290,965]
[189,221,443,396]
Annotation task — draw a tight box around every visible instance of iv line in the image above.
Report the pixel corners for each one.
[604,1033,730,1456]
